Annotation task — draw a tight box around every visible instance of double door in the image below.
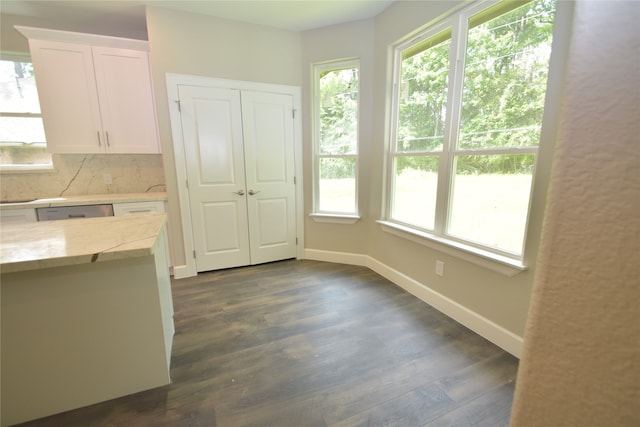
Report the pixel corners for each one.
[178,86,296,272]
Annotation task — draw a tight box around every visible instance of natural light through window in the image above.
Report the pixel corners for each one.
[313,59,359,217]
[0,57,51,169]
[387,0,556,258]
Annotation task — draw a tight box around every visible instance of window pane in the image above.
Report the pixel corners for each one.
[1,59,51,167]
[0,116,46,144]
[448,154,535,254]
[398,31,451,152]
[0,141,49,166]
[392,156,439,230]
[459,0,556,149]
[319,68,358,155]
[0,60,41,114]
[319,157,356,213]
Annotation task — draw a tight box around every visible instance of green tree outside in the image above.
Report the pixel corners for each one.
[397,0,556,174]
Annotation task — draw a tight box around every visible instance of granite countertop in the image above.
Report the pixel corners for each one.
[0,192,167,210]
[0,214,166,274]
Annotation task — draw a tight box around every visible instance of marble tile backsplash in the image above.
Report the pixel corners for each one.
[0,154,166,202]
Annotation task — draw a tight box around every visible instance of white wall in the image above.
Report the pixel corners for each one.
[510,1,640,425]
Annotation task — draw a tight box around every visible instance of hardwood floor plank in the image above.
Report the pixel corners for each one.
[16,260,518,427]
[434,352,518,403]
[422,382,516,427]
[331,383,456,427]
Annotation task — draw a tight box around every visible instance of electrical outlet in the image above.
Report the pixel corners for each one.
[435,260,445,277]
[103,173,112,184]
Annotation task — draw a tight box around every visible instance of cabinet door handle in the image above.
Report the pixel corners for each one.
[106,131,111,147]
[233,190,245,196]
[97,131,102,147]
[248,189,261,195]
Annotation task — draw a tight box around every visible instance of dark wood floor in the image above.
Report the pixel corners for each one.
[18,260,518,426]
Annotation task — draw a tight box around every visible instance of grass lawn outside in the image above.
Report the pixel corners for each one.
[320,171,532,254]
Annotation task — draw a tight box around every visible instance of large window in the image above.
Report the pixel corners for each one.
[312,59,359,217]
[387,0,556,258]
[0,57,51,169]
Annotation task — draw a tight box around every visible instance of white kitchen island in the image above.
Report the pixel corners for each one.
[0,215,174,426]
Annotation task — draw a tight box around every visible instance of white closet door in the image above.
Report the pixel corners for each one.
[241,91,297,264]
[178,85,250,271]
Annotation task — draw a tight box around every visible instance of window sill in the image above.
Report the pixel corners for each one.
[310,213,361,224]
[0,163,55,174]
[377,220,527,277]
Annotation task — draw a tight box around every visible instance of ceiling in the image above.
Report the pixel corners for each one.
[1,0,396,37]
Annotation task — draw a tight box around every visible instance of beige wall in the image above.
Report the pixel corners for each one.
[5,0,632,372]
[0,13,146,53]
[510,1,640,425]
[3,1,637,421]
[145,6,302,267]
[1,14,33,54]
[301,19,374,255]
[2,1,569,339]
[301,0,572,339]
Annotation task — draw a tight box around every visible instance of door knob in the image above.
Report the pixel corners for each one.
[233,189,245,196]
[248,189,261,195]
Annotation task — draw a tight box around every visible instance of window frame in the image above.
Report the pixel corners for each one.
[383,0,556,267]
[0,52,53,173]
[311,58,361,222]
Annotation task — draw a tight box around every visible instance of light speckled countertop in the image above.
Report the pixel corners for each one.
[0,214,166,274]
[0,192,167,210]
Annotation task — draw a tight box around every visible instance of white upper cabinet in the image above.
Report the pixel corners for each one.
[19,27,161,154]
[92,46,160,154]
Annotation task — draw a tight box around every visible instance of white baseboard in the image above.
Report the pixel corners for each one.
[171,264,192,279]
[304,249,369,267]
[304,249,523,358]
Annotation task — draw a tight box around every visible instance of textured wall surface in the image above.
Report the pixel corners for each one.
[0,154,166,201]
[510,1,640,426]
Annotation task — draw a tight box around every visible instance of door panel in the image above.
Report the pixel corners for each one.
[200,202,247,262]
[246,101,288,182]
[29,39,103,153]
[93,47,159,153]
[255,197,290,246]
[193,99,237,184]
[178,86,250,271]
[241,91,297,264]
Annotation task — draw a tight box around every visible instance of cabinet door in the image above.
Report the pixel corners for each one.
[0,209,37,223]
[113,201,172,269]
[92,47,160,154]
[112,201,165,216]
[28,39,104,153]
